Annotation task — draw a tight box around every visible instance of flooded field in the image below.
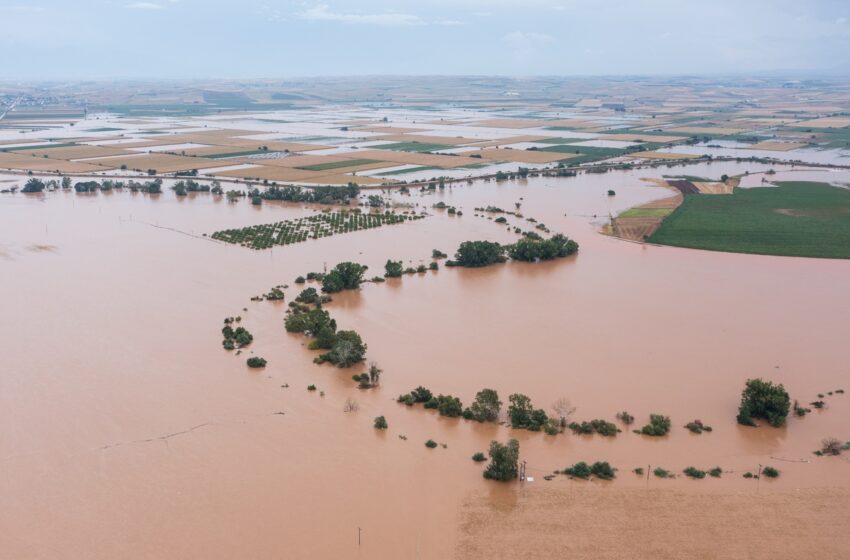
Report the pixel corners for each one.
[2,159,849,559]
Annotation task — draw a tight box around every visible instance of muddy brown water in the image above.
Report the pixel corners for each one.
[1,162,849,559]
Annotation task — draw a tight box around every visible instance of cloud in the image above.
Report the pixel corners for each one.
[125,2,165,10]
[298,4,422,26]
[503,31,554,60]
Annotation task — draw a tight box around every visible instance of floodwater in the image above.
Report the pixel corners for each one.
[1,160,849,559]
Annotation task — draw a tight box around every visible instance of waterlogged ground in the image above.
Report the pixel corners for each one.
[1,161,849,559]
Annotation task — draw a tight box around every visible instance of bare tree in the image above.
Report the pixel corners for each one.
[344,398,359,413]
[552,398,576,430]
[821,437,843,456]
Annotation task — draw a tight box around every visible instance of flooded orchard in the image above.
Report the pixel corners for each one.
[2,161,849,559]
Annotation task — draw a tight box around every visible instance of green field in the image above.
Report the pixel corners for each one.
[649,182,850,259]
[620,208,674,218]
[298,158,382,171]
[372,142,448,153]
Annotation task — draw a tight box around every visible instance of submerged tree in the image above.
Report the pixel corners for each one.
[322,262,367,293]
[384,259,403,278]
[316,330,366,367]
[465,388,502,422]
[483,439,520,481]
[551,397,577,429]
[737,378,791,427]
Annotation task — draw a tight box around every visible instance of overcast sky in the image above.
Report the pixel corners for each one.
[1,0,848,79]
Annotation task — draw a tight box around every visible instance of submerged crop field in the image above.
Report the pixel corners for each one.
[649,181,850,259]
[210,210,424,249]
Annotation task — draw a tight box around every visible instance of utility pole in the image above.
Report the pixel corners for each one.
[756,464,762,494]
[357,527,362,547]
[519,461,527,482]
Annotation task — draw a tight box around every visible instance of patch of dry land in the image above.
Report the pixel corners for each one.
[0,152,114,173]
[625,150,699,160]
[457,485,850,560]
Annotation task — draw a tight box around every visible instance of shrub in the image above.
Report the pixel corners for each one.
[633,467,644,476]
[616,411,634,424]
[374,416,388,429]
[384,259,403,278]
[543,419,560,435]
[431,395,463,417]
[483,439,520,481]
[640,414,671,436]
[295,276,306,284]
[569,419,619,436]
[591,461,616,480]
[793,400,810,417]
[397,394,415,406]
[737,378,790,427]
[563,461,592,479]
[743,472,754,478]
[685,420,712,434]
[590,419,619,436]
[246,357,267,368]
[653,467,672,478]
[820,437,844,456]
[683,466,706,479]
[761,466,779,478]
[472,452,487,462]
[708,467,722,478]
[425,439,438,449]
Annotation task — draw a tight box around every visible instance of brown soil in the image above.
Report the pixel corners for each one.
[457,485,850,560]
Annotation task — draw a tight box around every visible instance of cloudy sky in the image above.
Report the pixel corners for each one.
[1,0,848,79]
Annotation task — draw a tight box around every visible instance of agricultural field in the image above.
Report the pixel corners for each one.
[209,210,424,249]
[649,181,850,259]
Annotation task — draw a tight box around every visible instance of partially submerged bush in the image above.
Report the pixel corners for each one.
[563,461,592,479]
[684,420,712,434]
[737,378,790,427]
[708,467,722,478]
[425,394,463,417]
[472,452,487,462]
[616,411,634,424]
[653,467,672,478]
[384,259,403,278]
[683,466,706,479]
[425,439,438,449]
[307,384,317,391]
[639,414,671,436]
[374,416,388,430]
[761,466,779,478]
[246,357,267,368]
[568,419,619,437]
